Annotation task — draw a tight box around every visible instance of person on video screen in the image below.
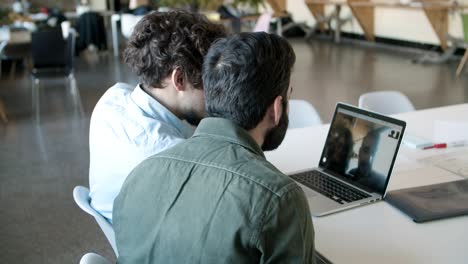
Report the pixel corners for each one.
[348,129,385,191]
[323,124,353,175]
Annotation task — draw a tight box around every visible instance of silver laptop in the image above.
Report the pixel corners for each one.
[289,103,406,216]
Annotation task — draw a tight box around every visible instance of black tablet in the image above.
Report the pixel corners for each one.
[385,179,468,223]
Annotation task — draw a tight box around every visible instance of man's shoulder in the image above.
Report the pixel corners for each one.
[238,153,299,197]
[97,82,134,107]
[90,83,136,128]
[91,83,134,119]
[152,137,299,198]
[89,83,183,145]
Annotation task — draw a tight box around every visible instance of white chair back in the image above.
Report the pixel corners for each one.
[121,14,144,38]
[254,13,272,32]
[60,21,71,39]
[358,91,415,115]
[80,252,112,264]
[73,186,118,256]
[288,99,322,129]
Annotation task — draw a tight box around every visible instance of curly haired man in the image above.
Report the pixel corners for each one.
[88,10,226,222]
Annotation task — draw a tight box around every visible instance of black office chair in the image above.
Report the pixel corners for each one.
[30,28,75,80]
[75,12,107,54]
[30,28,77,120]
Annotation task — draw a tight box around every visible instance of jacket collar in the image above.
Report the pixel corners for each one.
[193,118,264,158]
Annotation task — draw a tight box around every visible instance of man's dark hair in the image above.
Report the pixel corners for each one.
[203,32,296,130]
[362,126,383,155]
[124,10,226,89]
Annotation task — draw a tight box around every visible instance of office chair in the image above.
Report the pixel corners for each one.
[111,13,143,57]
[288,99,322,129]
[30,27,76,85]
[253,13,273,32]
[121,13,144,39]
[456,13,468,76]
[265,0,310,36]
[73,186,118,256]
[79,252,112,264]
[30,28,77,121]
[75,12,107,54]
[358,91,415,115]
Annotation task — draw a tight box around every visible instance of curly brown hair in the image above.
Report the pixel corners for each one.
[123,10,227,89]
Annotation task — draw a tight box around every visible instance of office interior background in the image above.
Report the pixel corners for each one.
[0,0,467,263]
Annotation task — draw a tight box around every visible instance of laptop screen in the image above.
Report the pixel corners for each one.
[319,103,406,195]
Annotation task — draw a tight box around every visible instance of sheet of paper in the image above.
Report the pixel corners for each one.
[434,121,468,143]
[418,149,468,178]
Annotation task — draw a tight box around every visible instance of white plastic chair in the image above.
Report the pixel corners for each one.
[120,13,144,39]
[79,252,112,264]
[358,91,415,115]
[288,99,322,129]
[253,13,272,32]
[73,186,118,256]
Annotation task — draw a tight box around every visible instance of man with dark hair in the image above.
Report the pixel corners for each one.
[114,32,316,263]
[348,128,386,191]
[322,124,353,175]
[89,10,226,221]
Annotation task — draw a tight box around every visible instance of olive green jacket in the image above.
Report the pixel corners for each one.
[114,117,315,264]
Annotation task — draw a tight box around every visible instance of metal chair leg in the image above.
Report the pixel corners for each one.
[68,74,84,118]
[9,60,16,80]
[0,98,8,123]
[456,49,468,77]
[32,77,40,122]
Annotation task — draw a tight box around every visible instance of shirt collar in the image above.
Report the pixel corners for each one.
[130,84,194,138]
[193,117,264,158]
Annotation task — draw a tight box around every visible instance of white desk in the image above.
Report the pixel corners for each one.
[266,103,468,264]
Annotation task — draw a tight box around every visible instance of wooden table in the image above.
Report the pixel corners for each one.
[305,0,468,50]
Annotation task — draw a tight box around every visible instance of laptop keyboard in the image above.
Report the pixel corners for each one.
[290,170,371,204]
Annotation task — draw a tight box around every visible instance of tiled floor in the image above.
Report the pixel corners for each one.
[0,38,467,263]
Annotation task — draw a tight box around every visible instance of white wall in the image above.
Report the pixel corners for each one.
[286,0,465,45]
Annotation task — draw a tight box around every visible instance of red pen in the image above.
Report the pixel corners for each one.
[423,140,467,150]
[423,143,447,149]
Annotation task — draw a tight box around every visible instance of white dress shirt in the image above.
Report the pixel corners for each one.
[89,83,195,221]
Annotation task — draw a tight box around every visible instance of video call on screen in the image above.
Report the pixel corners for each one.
[320,110,402,194]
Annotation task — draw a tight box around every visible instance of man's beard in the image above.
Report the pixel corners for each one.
[262,108,289,151]
[184,110,203,126]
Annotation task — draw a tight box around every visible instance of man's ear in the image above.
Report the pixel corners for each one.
[269,95,284,126]
[171,68,185,92]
